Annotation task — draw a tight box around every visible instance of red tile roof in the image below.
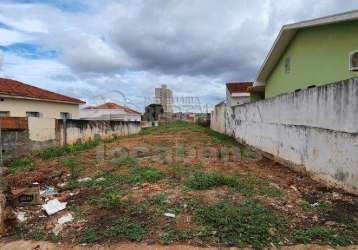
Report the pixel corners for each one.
[0,78,85,104]
[83,102,141,115]
[226,82,253,93]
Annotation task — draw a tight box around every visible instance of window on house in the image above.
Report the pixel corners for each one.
[349,50,358,71]
[0,111,9,117]
[60,112,71,119]
[284,57,291,74]
[26,112,40,118]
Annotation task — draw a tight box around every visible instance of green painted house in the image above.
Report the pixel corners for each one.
[252,10,358,99]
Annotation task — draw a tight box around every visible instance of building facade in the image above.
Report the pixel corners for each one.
[253,10,358,99]
[155,84,173,114]
[0,78,84,119]
[226,82,253,107]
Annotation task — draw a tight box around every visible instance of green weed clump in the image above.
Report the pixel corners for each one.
[63,158,83,179]
[103,217,146,242]
[80,228,99,244]
[111,157,138,167]
[192,200,286,248]
[39,140,100,160]
[293,227,353,246]
[129,167,165,183]
[89,191,121,208]
[184,172,226,190]
[8,155,35,174]
[184,172,283,198]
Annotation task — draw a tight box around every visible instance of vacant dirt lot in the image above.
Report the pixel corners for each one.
[1,122,357,249]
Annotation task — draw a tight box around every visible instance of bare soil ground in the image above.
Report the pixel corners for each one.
[1,122,357,249]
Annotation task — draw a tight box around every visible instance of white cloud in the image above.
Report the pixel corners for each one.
[0,28,33,46]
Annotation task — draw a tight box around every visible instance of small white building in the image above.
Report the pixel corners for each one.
[0,78,85,119]
[80,102,141,122]
[226,82,253,107]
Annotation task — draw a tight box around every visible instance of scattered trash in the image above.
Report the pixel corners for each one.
[96,177,105,182]
[310,202,320,208]
[58,213,73,225]
[32,182,39,185]
[11,187,41,206]
[40,186,57,196]
[78,177,91,182]
[42,199,67,215]
[58,182,67,188]
[15,211,27,222]
[164,213,176,218]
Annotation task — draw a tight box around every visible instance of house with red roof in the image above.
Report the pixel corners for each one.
[80,102,141,122]
[226,82,253,107]
[0,78,85,119]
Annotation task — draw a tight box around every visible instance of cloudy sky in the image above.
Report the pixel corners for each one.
[0,0,357,111]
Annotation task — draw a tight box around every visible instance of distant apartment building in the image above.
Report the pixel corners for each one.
[80,102,141,122]
[155,84,173,114]
[0,78,85,119]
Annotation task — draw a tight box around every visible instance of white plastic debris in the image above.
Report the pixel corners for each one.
[164,213,176,218]
[42,199,67,215]
[58,213,73,225]
[15,211,27,222]
[96,177,105,182]
[78,177,91,182]
[310,202,320,208]
[32,182,39,185]
[58,182,67,188]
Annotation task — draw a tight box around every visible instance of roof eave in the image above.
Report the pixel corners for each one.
[0,93,85,105]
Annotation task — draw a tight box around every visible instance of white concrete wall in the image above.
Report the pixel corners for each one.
[0,97,80,119]
[63,120,141,145]
[28,117,56,141]
[210,102,226,134]
[223,78,358,194]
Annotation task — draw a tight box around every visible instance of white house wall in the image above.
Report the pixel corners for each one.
[0,97,80,119]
